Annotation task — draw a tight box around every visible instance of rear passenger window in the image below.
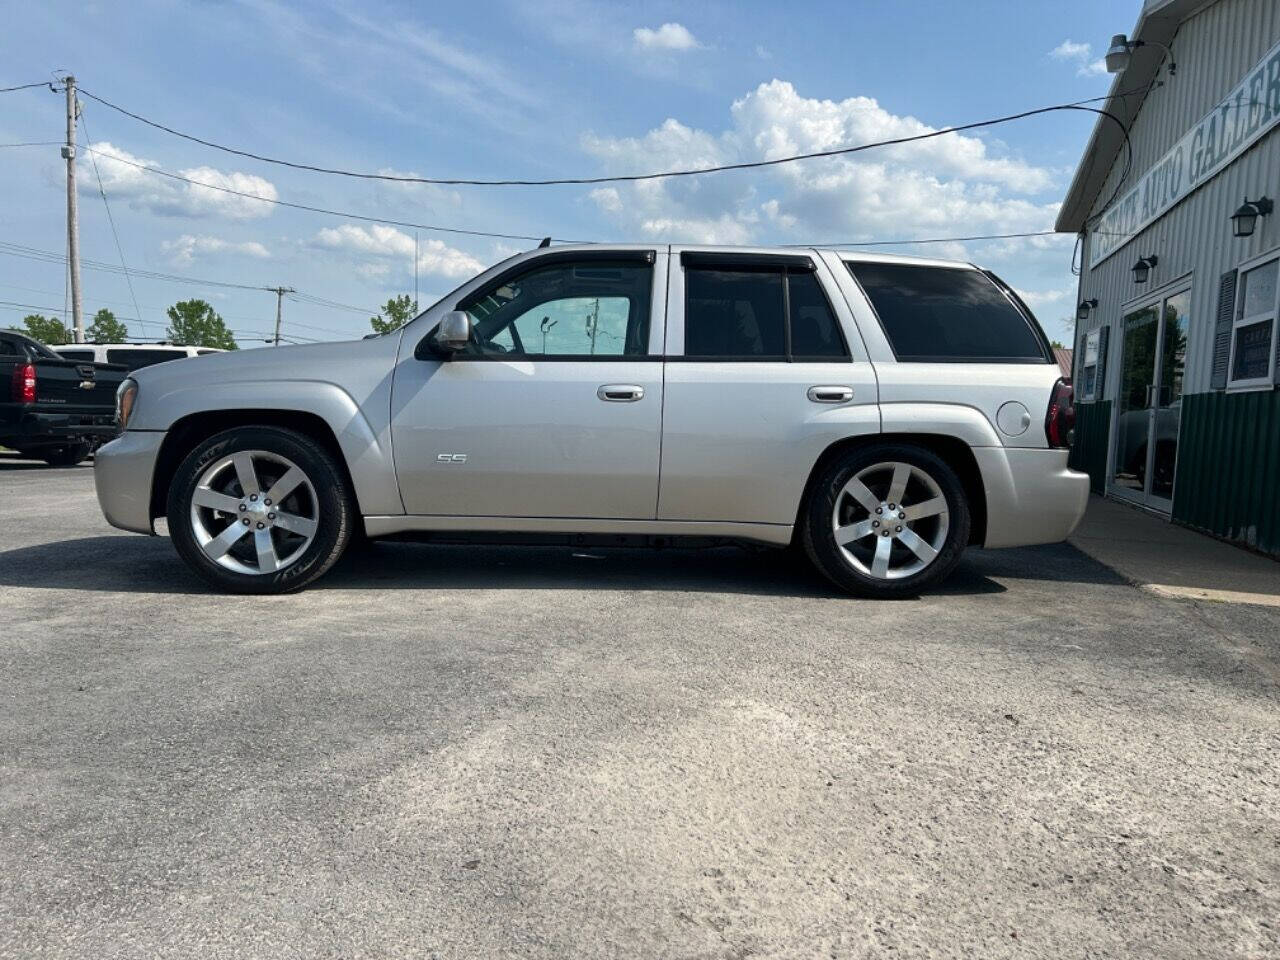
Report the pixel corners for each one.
[685,266,848,361]
[57,350,96,362]
[787,272,846,358]
[847,262,1050,363]
[686,270,785,358]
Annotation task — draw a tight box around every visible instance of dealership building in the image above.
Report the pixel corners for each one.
[1060,0,1280,556]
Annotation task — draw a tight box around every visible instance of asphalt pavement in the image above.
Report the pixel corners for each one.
[1,454,1277,959]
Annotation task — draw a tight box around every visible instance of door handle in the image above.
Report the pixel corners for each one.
[597,384,644,402]
[807,385,854,403]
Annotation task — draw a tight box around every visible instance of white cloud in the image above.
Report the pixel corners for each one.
[1049,40,1110,78]
[581,80,1060,249]
[588,187,623,212]
[356,262,391,280]
[162,234,271,265]
[312,224,483,279]
[373,168,462,207]
[1049,40,1091,61]
[84,142,277,220]
[633,23,700,52]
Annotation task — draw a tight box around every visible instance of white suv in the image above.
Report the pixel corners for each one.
[53,342,224,372]
[94,244,1088,597]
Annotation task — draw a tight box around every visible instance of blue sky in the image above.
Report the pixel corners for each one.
[1,0,1138,346]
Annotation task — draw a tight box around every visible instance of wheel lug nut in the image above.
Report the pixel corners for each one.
[242,518,250,525]
[264,499,271,506]
[268,513,275,520]
[888,503,896,510]
[895,526,902,533]
[899,512,906,520]
[256,522,264,529]
[872,520,879,527]
[250,494,257,501]
[238,504,247,511]
[875,507,883,515]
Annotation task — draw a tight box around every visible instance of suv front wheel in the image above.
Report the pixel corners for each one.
[167,426,355,594]
[801,443,971,598]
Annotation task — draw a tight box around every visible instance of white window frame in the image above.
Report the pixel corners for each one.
[1227,249,1279,391]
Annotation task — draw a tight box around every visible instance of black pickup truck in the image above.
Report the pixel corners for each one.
[1,329,127,466]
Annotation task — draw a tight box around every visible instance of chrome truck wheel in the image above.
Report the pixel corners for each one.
[831,461,950,580]
[802,443,970,598]
[190,450,319,575]
[168,426,354,594]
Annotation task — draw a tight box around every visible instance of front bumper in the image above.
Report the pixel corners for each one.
[94,430,165,535]
[973,447,1090,549]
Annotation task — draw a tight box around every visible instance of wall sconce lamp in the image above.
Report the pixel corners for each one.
[1231,196,1273,238]
[1077,298,1098,321]
[1131,256,1158,284]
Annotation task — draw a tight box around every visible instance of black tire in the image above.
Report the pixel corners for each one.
[167,426,355,594]
[41,443,91,467]
[801,443,970,598]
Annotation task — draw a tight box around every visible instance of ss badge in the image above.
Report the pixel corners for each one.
[436,453,468,464]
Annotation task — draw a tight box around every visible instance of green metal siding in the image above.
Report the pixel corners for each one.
[1069,400,1111,494]
[1173,390,1280,555]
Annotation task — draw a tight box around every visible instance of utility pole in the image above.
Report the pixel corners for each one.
[414,231,419,310]
[61,76,84,344]
[268,286,295,345]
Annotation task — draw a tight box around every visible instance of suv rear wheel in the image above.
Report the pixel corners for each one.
[802,443,970,598]
[167,426,354,594]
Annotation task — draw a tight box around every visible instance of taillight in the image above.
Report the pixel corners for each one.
[1045,377,1075,449]
[11,362,36,404]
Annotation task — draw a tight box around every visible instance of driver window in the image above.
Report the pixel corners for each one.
[456,260,652,357]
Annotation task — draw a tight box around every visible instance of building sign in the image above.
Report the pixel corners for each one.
[1090,37,1280,268]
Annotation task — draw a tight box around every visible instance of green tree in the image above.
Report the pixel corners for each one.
[87,308,128,343]
[165,299,238,350]
[369,294,418,335]
[20,314,69,345]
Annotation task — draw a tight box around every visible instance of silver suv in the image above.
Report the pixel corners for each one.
[95,244,1088,597]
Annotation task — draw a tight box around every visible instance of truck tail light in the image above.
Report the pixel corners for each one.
[1045,377,1075,449]
[11,362,36,404]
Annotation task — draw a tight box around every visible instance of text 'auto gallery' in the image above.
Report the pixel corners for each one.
[1061,0,1280,557]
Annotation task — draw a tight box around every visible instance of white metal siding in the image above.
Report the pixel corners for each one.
[1076,0,1280,396]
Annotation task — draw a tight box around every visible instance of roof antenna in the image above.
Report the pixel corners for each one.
[538,237,551,248]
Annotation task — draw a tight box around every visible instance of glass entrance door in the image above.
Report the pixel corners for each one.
[1110,288,1189,510]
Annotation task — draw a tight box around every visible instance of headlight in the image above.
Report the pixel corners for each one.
[116,378,138,429]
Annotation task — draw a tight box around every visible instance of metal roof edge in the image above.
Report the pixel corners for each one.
[1055,0,1212,234]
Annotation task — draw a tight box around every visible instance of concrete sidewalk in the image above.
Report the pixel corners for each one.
[1069,494,1280,607]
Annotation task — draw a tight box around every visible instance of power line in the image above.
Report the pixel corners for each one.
[0,243,361,337]
[80,110,149,337]
[820,230,1062,248]
[0,300,317,344]
[76,148,1081,253]
[79,85,1130,188]
[0,280,312,329]
[0,239,271,290]
[0,140,63,148]
[0,81,51,94]
[79,146,566,243]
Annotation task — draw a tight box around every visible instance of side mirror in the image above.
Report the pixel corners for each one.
[429,311,472,356]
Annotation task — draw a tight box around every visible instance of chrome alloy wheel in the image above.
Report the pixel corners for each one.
[830,460,950,580]
[189,450,319,575]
